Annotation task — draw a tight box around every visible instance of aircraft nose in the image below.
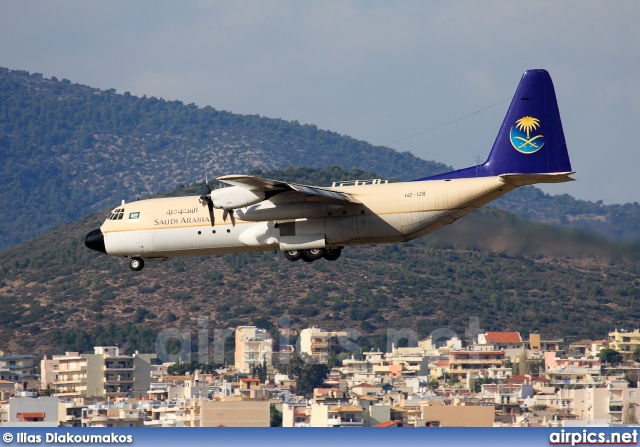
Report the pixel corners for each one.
[85,228,106,254]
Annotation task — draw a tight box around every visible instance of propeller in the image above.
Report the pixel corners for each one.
[223,209,236,226]
[199,174,215,226]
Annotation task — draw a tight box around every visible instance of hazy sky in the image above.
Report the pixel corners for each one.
[1,1,638,204]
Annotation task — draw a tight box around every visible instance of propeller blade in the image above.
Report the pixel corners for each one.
[206,199,215,226]
[200,174,215,226]
[223,209,236,225]
[223,209,236,226]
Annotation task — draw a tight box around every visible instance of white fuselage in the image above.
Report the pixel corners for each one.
[99,176,515,259]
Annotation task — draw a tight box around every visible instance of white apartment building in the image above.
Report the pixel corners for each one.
[534,380,640,424]
[235,326,273,374]
[43,347,155,398]
[299,327,349,364]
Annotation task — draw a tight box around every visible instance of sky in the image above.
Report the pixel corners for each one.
[1,0,638,204]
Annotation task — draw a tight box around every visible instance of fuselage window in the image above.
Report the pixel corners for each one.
[129,212,140,220]
[109,208,125,220]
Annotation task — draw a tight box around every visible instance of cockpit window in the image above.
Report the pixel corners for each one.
[108,208,125,220]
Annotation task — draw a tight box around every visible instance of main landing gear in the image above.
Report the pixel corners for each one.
[283,248,342,262]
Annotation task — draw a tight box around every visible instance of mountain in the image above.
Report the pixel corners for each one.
[493,186,640,242]
[1,167,639,355]
[0,68,447,250]
[2,67,640,253]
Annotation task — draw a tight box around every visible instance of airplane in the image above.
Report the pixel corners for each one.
[85,69,573,271]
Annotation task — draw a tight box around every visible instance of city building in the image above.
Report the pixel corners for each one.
[386,346,428,377]
[299,327,350,364]
[420,400,495,427]
[235,326,273,374]
[0,380,17,400]
[310,402,366,427]
[608,329,640,361]
[200,398,270,427]
[45,347,156,398]
[419,336,462,356]
[477,332,525,361]
[448,350,505,380]
[534,380,640,424]
[142,398,201,427]
[0,352,37,386]
[429,360,449,379]
[544,352,601,371]
[82,400,146,427]
[341,351,387,385]
[3,395,60,427]
[527,333,563,354]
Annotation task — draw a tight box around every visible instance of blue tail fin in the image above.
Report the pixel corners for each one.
[417,69,571,181]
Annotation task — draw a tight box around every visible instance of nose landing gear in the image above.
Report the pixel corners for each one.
[128,257,145,271]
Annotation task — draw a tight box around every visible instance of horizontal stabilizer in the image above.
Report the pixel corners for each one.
[499,172,575,186]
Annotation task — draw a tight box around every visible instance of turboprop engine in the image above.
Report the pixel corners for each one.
[210,186,265,210]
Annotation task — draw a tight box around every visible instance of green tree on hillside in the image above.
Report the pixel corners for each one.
[598,348,623,365]
[285,352,330,398]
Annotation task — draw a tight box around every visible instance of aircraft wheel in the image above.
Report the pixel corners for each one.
[323,248,342,261]
[283,250,302,261]
[128,257,145,271]
[301,248,325,262]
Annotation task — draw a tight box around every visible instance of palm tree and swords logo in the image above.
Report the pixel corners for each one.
[510,116,545,154]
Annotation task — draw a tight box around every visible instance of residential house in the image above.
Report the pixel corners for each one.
[477,332,524,360]
[313,388,346,403]
[429,360,449,380]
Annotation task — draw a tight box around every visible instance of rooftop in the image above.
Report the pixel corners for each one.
[484,332,523,344]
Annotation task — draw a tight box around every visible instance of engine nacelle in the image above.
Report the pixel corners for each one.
[210,186,265,210]
[235,202,343,221]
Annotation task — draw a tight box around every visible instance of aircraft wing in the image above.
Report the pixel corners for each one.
[217,175,360,203]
